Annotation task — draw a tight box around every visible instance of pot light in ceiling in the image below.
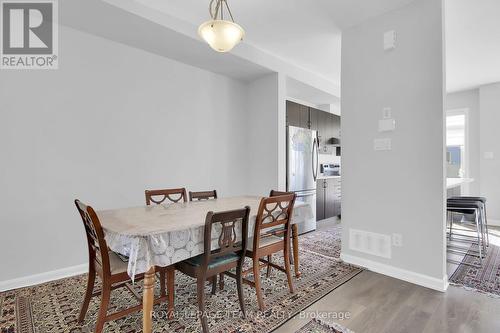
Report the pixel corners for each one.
[198,0,245,53]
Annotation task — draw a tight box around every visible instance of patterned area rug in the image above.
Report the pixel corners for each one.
[295,319,352,333]
[449,242,500,297]
[299,223,342,260]
[0,227,360,333]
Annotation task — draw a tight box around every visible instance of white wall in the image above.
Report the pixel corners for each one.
[341,0,447,290]
[479,83,500,222]
[245,73,285,195]
[0,26,251,283]
[446,89,480,194]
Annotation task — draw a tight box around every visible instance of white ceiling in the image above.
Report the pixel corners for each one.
[446,0,500,92]
[65,1,499,96]
[61,0,273,82]
[134,0,417,87]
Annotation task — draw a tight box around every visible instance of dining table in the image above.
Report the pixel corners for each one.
[97,195,313,333]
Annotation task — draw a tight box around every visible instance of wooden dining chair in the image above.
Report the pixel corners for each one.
[242,193,296,311]
[168,207,250,333]
[75,200,167,333]
[189,190,218,201]
[145,188,187,205]
[269,190,301,277]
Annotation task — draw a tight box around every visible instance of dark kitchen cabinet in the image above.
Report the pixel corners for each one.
[286,101,309,128]
[316,178,341,221]
[325,179,336,218]
[309,108,319,131]
[317,111,328,146]
[316,180,325,221]
[299,105,309,128]
[286,101,301,127]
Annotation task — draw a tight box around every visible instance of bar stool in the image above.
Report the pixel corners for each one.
[447,199,486,265]
[450,196,489,246]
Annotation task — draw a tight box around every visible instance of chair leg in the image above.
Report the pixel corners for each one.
[484,205,490,246]
[292,225,301,278]
[94,281,111,333]
[78,265,96,323]
[197,277,209,333]
[236,263,246,317]
[449,212,454,240]
[284,241,295,294]
[160,269,166,298]
[211,276,217,295]
[475,211,483,263]
[266,255,272,278]
[480,209,487,255]
[253,258,265,311]
[167,266,175,319]
[219,273,225,290]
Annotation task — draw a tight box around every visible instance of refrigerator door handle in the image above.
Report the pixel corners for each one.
[312,137,319,181]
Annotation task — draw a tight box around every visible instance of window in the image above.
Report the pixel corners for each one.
[446,110,468,180]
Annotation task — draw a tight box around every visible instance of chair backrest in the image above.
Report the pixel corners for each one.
[189,190,218,202]
[200,207,250,270]
[145,188,187,205]
[269,190,293,197]
[253,194,296,250]
[74,199,111,276]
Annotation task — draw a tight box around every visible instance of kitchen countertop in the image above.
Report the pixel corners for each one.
[446,178,474,189]
[315,177,469,186]
[317,175,341,180]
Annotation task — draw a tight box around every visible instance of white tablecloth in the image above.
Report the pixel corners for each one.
[98,197,313,279]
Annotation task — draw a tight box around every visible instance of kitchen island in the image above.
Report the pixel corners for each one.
[447,178,474,197]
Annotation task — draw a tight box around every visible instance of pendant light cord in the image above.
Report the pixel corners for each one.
[209,0,235,22]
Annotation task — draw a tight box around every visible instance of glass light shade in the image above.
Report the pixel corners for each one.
[198,20,245,52]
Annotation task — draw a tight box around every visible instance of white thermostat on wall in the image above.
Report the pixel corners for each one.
[384,30,397,50]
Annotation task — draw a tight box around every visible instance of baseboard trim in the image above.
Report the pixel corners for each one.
[488,218,500,227]
[0,263,87,292]
[341,253,449,292]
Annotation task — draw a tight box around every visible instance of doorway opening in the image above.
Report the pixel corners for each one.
[446,109,469,195]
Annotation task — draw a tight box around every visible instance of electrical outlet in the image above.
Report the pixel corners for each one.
[392,233,403,247]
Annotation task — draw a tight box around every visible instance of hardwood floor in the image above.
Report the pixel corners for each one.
[275,270,500,333]
[274,220,500,333]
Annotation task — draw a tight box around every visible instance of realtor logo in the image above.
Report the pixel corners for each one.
[1,0,58,69]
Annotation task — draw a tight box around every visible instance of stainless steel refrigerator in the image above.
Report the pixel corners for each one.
[287,126,318,234]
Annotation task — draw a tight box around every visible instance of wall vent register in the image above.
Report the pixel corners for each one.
[349,229,392,259]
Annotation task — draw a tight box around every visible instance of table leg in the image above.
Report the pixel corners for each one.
[292,224,301,278]
[143,266,155,333]
[167,265,175,319]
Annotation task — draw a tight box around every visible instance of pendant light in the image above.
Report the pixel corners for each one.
[198,0,245,53]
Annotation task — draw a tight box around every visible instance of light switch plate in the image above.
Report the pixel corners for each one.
[383,107,392,119]
[374,138,392,151]
[379,119,396,132]
[384,30,396,50]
